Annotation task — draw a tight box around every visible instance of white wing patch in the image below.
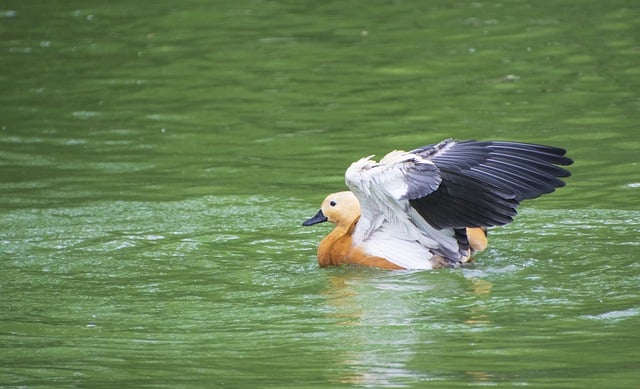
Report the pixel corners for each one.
[344,150,462,269]
[345,151,440,202]
[361,228,435,270]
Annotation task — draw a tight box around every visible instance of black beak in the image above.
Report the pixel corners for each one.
[302,209,328,226]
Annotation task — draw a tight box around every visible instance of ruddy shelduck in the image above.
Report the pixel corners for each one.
[303,139,572,270]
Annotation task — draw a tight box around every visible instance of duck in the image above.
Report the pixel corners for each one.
[302,138,573,270]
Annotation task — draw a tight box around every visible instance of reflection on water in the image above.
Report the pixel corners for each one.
[322,271,424,386]
[463,278,493,326]
[321,270,497,386]
[322,273,362,327]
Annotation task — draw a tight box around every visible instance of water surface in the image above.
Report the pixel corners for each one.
[1,1,638,387]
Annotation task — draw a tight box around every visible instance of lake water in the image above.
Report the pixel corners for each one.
[1,1,638,387]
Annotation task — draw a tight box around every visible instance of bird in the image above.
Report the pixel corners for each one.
[302,138,573,270]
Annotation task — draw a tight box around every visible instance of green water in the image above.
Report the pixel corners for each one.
[1,1,638,387]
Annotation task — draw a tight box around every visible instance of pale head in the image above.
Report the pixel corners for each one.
[302,191,361,227]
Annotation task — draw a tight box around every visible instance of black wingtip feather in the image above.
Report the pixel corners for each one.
[409,139,572,229]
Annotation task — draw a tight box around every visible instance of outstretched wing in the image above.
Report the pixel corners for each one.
[344,138,572,267]
[345,150,465,263]
[409,139,573,229]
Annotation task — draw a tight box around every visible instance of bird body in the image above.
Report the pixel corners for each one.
[303,139,572,270]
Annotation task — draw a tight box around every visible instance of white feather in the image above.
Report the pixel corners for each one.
[344,150,461,269]
[361,229,434,270]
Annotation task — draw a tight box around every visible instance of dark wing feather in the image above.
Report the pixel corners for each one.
[399,158,441,200]
[409,139,573,229]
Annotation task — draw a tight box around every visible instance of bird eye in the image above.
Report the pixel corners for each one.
[330,200,336,207]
